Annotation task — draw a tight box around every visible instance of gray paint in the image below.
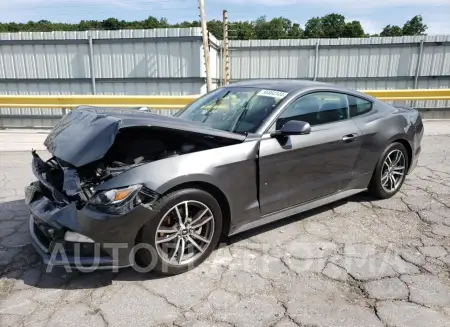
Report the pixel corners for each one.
[33,81,423,265]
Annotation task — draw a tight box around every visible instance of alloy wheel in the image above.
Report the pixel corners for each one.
[381,149,406,193]
[154,200,215,266]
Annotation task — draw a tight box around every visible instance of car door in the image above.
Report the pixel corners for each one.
[258,91,363,216]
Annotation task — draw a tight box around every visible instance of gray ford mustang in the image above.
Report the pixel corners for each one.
[26,80,423,274]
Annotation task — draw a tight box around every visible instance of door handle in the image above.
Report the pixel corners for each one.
[342,134,358,142]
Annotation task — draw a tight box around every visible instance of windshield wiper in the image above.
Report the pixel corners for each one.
[230,93,258,133]
[201,91,230,124]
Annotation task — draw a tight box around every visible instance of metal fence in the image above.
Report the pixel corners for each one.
[227,35,450,109]
[0,28,217,126]
[0,28,450,127]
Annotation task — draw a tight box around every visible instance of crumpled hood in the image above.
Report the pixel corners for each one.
[44,106,246,167]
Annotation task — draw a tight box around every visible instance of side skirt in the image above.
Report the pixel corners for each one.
[229,188,367,236]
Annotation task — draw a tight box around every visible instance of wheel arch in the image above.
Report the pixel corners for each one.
[367,136,413,187]
[156,181,232,238]
[390,138,413,170]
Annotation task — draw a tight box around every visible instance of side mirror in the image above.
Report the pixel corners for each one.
[271,120,311,137]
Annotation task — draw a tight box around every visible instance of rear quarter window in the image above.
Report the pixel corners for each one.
[348,95,373,117]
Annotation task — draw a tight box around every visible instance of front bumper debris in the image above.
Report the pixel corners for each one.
[25,153,159,270]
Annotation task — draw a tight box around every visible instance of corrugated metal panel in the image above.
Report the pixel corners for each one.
[96,81,203,95]
[1,30,449,128]
[415,78,450,108]
[0,80,202,120]
[317,45,419,78]
[230,47,316,79]
[0,28,202,41]
[93,39,201,79]
[420,44,450,76]
[0,43,90,79]
[0,81,91,117]
[322,78,413,90]
[227,35,450,48]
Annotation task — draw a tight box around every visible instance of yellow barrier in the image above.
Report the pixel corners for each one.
[0,95,199,109]
[363,89,450,101]
[0,89,449,109]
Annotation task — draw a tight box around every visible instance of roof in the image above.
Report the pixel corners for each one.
[228,79,374,100]
[229,79,334,93]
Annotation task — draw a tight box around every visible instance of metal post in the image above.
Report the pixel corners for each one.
[199,0,212,92]
[88,36,96,95]
[413,40,424,107]
[313,42,320,81]
[414,40,424,89]
[223,10,230,85]
[219,45,223,86]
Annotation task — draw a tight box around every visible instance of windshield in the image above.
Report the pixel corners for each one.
[174,87,288,134]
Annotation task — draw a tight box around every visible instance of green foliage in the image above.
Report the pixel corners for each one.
[0,14,427,39]
[381,15,427,37]
[343,21,365,38]
[380,25,404,37]
[304,14,365,38]
[402,15,427,35]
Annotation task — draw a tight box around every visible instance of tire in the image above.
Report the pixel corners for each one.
[368,142,409,199]
[136,188,223,275]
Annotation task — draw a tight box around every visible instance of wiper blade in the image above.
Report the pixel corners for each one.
[201,91,231,124]
[230,93,258,132]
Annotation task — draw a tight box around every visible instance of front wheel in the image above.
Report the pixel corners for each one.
[368,142,409,199]
[136,188,223,275]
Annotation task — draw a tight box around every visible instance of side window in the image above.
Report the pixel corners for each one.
[348,95,373,117]
[274,92,349,130]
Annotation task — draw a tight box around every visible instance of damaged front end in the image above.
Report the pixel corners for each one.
[26,151,160,269]
[26,106,245,269]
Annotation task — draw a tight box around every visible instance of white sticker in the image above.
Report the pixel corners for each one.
[257,89,288,98]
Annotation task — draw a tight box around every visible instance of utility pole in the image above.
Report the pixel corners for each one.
[199,0,212,92]
[222,10,230,85]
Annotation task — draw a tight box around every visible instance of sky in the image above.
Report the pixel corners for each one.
[0,0,449,35]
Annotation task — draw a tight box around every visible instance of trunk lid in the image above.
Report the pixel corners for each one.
[44,106,246,167]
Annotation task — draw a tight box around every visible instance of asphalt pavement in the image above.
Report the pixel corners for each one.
[0,121,450,327]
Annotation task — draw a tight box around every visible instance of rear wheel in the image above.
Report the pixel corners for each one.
[368,142,409,199]
[136,188,222,275]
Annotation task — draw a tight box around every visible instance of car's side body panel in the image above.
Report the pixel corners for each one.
[258,119,362,215]
[351,100,422,177]
[97,140,262,232]
[25,80,424,269]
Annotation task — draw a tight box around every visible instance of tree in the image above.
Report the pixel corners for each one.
[207,20,223,39]
[402,15,427,35]
[233,21,255,40]
[343,21,365,37]
[143,16,160,29]
[304,17,324,38]
[102,18,121,30]
[305,17,324,39]
[288,23,304,38]
[380,25,403,37]
[0,14,428,40]
[254,16,271,39]
[321,13,346,38]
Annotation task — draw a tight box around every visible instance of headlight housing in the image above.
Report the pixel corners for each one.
[89,185,142,206]
[87,185,143,214]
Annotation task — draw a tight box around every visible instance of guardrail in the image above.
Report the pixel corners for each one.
[0,95,199,109]
[0,89,449,109]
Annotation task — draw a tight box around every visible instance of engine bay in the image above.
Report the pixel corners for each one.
[42,127,239,203]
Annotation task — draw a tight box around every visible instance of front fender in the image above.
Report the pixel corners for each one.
[95,141,261,231]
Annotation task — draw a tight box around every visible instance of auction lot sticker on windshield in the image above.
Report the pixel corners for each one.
[257,90,288,98]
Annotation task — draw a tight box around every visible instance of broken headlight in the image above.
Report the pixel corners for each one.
[86,185,159,215]
[87,185,142,215]
[89,185,142,206]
